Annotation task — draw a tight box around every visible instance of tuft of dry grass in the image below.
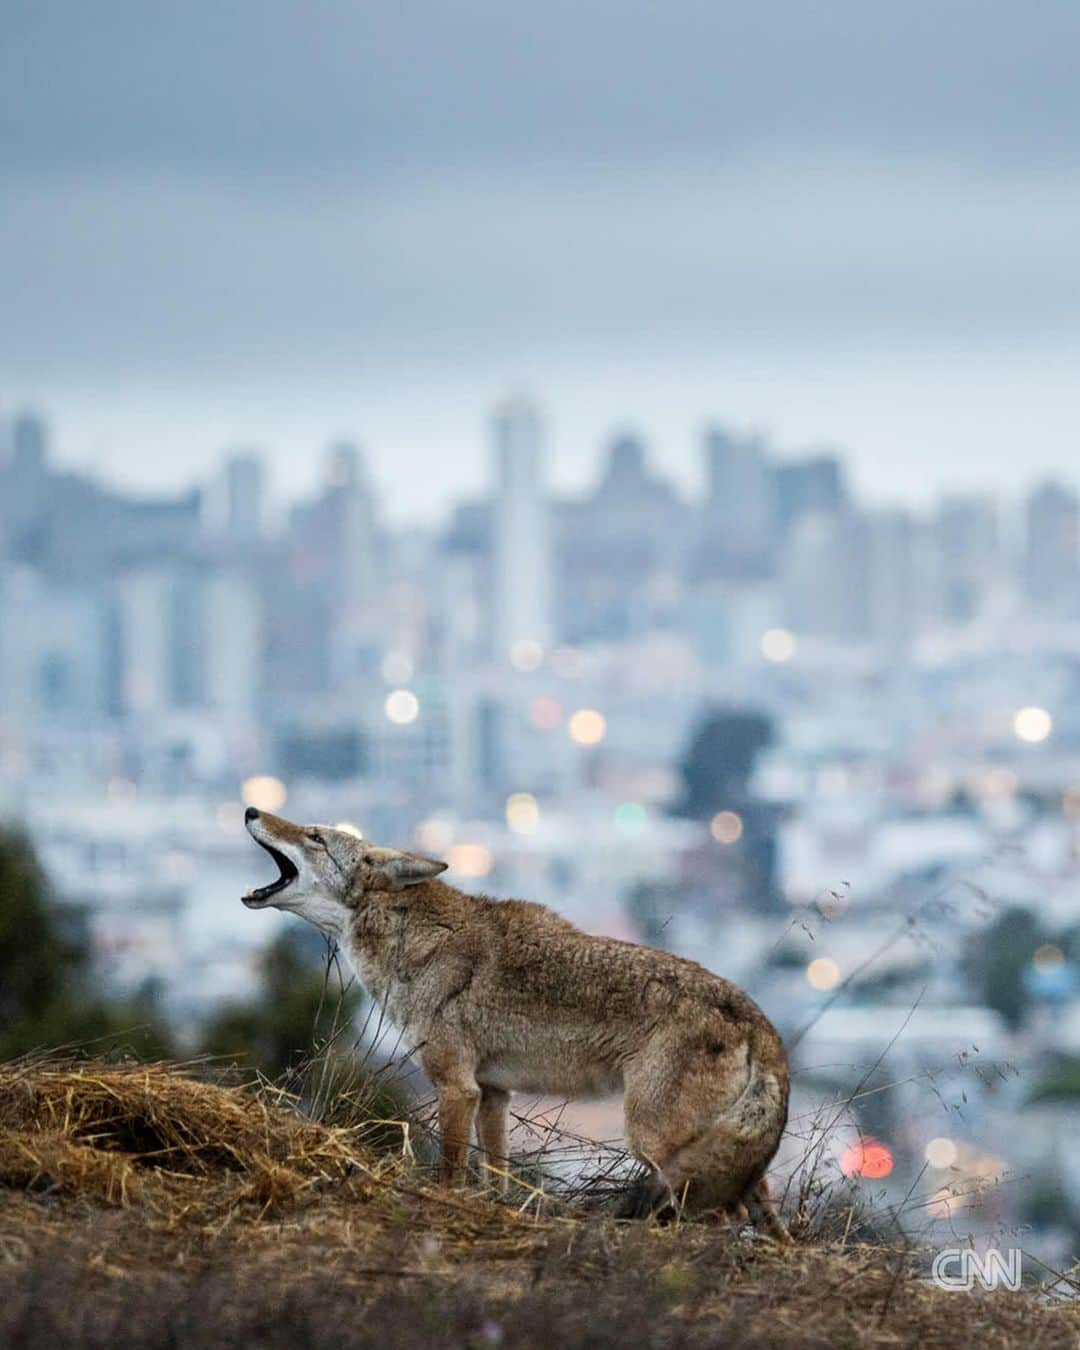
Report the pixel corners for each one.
[0,1055,374,1218]
[1,1055,1078,1349]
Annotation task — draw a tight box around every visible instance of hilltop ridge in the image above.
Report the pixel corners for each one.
[0,1058,1076,1349]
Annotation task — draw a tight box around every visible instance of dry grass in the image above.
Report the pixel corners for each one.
[1,1056,1078,1348]
[0,1055,367,1212]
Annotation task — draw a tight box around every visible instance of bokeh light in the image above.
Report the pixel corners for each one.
[241,775,287,812]
[509,638,544,672]
[1014,705,1052,743]
[568,708,606,745]
[806,957,840,990]
[709,810,743,844]
[1033,943,1064,972]
[385,688,420,724]
[614,802,647,833]
[761,628,797,662]
[925,1137,958,1169]
[505,792,540,834]
[416,817,455,853]
[817,887,850,920]
[840,1136,894,1179]
[448,842,494,877]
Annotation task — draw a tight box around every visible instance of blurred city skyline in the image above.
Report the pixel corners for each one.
[2,384,1078,529]
[4,393,1079,534]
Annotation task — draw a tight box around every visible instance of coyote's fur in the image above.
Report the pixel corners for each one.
[242,808,790,1237]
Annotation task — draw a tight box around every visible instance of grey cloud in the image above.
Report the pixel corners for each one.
[3,1,1080,509]
[3,1,1080,179]
[3,157,1079,384]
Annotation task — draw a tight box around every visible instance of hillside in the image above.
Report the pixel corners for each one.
[0,1058,1076,1349]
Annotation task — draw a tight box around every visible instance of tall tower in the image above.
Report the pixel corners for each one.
[491,396,552,662]
[932,494,1000,624]
[1024,480,1079,616]
[224,452,265,543]
[773,455,847,533]
[701,426,773,570]
[6,410,49,540]
[325,441,379,615]
[782,509,868,642]
[865,507,917,658]
[320,441,382,686]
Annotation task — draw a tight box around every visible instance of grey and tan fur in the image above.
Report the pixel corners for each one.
[242,808,791,1237]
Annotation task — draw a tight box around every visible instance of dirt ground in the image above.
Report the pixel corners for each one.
[2,1058,1077,1349]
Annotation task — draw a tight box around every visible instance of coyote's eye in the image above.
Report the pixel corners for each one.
[306,829,322,845]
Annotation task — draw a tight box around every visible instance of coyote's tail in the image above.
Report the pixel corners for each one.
[718,1036,789,1157]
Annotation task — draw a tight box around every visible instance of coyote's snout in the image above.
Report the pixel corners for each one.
[243,808,790,1237]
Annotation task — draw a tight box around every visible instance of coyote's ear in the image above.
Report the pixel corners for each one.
[370,848,448,891]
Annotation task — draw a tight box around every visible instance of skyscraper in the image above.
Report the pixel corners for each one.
[204,570,260,723]
[700,426,773,572]
[782,509,868,642]
[323,442,382,681]
[224,452,265,543]
[5,410,49,543]
[116,565,181,715]
[773,455,847,534]
[864,507,917,657]
[555,431,684,641]
[1024,480,1079,616]
[491,397,552,662]
[326,441,379,609]
[930,494,1000,625]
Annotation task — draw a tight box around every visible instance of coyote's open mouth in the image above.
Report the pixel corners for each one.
[243,839,299,907]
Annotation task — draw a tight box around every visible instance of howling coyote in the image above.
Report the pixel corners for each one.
[242,808,790,1236]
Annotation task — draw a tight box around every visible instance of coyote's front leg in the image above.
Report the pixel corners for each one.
[425,1049,481,1186]
[476,1086,511,1194]
[435,1081,480,1184]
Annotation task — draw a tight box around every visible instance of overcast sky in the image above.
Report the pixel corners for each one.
[3,1,1079,520]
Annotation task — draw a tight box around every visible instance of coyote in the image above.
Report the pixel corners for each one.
[242,808,790,1236]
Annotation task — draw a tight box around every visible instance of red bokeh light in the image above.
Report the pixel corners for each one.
[840,1135,894,1180]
